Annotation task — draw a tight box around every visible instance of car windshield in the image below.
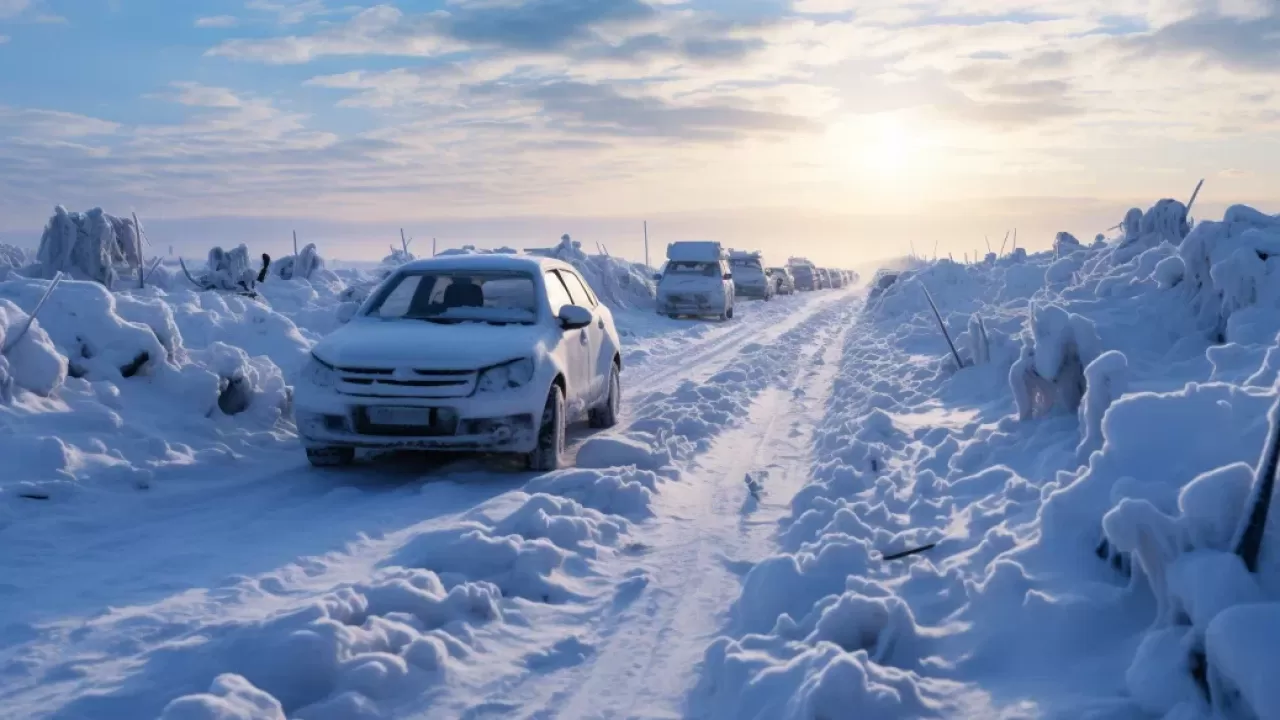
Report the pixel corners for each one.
[365,270,538,324]
[730,258,761,269]
[666,261,719,276]
[792,266,813,278]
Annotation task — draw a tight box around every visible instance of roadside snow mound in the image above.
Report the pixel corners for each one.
[704,197,1280,719]
[0,275,299,499]
[0,243,28,270]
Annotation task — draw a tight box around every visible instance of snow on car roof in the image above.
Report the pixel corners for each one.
[397,253,572,274]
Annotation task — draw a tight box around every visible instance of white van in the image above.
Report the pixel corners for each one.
[654,241,735,320]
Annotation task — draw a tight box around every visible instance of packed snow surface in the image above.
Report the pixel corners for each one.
[3,200,1280,720]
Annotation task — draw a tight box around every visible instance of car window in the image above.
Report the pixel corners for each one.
[373,275,424,318]
[544,271,574,315]
[367,272,538,323]
[558,270,596,308]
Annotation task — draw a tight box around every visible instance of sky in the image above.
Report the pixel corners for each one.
[0,0,1278,266]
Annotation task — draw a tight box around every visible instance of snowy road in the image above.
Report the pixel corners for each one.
[1,288,861,719]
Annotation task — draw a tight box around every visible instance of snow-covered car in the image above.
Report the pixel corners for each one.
[728,250,773,301]
[767,267,795,295]
[294,255,623,471]
[655,241,736,320]
[789,262,817,291]
[827,269,844,289]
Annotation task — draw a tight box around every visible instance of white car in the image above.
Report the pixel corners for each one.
[294,255,623,471]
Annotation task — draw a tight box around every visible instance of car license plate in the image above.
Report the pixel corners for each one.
[368,407,433,426]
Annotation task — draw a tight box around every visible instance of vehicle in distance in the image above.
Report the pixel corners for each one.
[295,254,622,471]
[728,250,774,301]
[655,241,736,320]
[788,258,818,292]
[828,269,844,289]
[767,266,795,295]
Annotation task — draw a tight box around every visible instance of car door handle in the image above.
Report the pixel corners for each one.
[580,331,588,345]
[597,318,604,329]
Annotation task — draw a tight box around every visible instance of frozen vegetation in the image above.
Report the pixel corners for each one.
[3,198,1280,720]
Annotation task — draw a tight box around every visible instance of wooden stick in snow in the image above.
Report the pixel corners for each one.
[293,230,299,257]
[985,235,992,254]
[144,256,164,284]
[1186,178,1205,215]
[919,279,964,370]
[1235,393,1280,572]
[3,272,63,355]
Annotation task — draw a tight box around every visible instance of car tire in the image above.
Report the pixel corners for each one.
[306,446,354,467]
[527,385,566,472]
[589,363,621,429]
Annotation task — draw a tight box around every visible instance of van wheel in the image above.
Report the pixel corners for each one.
[589,363,621,429]
[527,385,566,472]
[726,306,735,320]
[306,446,354,467]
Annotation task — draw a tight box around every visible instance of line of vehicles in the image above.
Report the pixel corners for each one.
[652,241,856,320]
[294,243,856,471]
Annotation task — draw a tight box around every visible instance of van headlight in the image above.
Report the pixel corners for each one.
[478,358,536,393]
[303,354,338,388]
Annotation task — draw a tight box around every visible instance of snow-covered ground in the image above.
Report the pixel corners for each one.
[3,198,1280,720]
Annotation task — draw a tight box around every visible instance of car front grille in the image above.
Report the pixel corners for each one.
[352,406,460,436]
[335,366,478,398]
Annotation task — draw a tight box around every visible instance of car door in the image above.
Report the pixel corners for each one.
[543,270,591,414]
[556,269,611,403]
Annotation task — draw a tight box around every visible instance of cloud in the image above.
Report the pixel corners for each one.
[1121,9,1280,72]
[195,15,239,29]
[0,0,29,19]
[245,0,329,25]
[439,0,656,51]
[519,81,820,140]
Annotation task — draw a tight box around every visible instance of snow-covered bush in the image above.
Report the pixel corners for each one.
[0,244,27,270]
[1009,303,1101,420]
[0,297,67,401]
[32,206,143,287]
[1076,350,1129,463]
[540,235,655,310]
[1176,204,1280,344]
[271,243,324,281]
[193,245,264,293]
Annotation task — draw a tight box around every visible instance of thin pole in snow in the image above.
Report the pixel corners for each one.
[293,230,299,257]
[3,272,63,355]
[644,221,649,268]
[432,238,437,257]
[919,280,964,370]
[998,230,1010,256]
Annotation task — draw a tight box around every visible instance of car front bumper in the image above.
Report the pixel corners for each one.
[293,381,545,453]
[658,294,727,315]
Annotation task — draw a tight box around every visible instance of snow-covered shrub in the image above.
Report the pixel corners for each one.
[271,243,325,281]
[194,245,263,293]
[542,235,655,310]
[0,298,67,400]
[0,244,27,270]
[1010,303,1101,420]
[1076,350,1129,463]
[1054,231,1082,256]
[1177,204,1280,344]
[964,314,990,366]
[1154,256,1185,289]
[32,206,143,287]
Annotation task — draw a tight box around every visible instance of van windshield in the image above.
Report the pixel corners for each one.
[667,261,720,277]
[730,258,761,269]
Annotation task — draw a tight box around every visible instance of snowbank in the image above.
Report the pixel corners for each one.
[707,196,1280,719]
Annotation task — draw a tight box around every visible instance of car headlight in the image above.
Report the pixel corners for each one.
[477,358,536,393]
[303,354,338,388]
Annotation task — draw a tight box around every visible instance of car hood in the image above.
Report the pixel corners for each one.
[314,319,548,370]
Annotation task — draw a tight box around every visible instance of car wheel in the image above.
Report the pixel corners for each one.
[589,363,621,429]
[527,384,566,472]
[726,305,735,320]
[306,446,354,467]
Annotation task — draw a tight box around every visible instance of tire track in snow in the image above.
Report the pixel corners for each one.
[439,294,864,719]
[0,292,860,720]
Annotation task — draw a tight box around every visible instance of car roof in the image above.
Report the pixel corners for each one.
[397,253,574,275]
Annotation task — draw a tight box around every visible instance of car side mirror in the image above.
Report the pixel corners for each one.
[558,304,593,330]
[723,272,733,280]
[336,302,357,324]
[652,273,662,282]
